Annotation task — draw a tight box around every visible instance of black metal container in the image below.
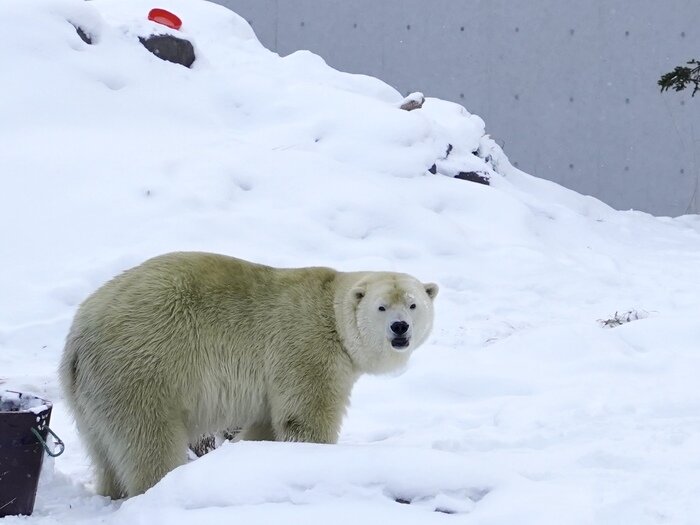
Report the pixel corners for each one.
[0,391,64,517]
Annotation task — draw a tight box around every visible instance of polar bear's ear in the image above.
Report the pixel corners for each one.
[424,283,439,300]
[351,286,366,303]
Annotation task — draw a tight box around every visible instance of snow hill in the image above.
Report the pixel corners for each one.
[2,0,700,523]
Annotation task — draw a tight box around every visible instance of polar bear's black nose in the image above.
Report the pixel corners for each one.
[391,321,409,335]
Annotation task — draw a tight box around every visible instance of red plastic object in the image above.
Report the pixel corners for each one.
[148,8,182,30]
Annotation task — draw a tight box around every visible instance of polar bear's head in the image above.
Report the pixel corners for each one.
[337,272,438,375]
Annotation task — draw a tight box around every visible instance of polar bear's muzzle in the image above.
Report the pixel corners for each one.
[390,336,410,350]
[389,321,411,350]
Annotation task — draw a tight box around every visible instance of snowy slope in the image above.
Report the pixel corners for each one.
[2,0,700,523]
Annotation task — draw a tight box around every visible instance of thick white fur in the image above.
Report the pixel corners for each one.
[59,252,437,498]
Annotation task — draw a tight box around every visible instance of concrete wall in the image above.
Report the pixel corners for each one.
[217,0,700,216]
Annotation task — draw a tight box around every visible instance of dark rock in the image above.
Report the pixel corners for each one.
[445,143,453,158]
[73,24,92,44]
[428,164,437,174]
[454,171,490,185]
[190,429,240,457]
[190,434,216,457]
[139,34,196,68]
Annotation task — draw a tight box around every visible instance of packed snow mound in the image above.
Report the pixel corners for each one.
[3,0,700,524]
[115,442,497,522]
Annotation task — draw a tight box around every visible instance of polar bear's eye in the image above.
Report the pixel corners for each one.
[410,303,417,310]
[378,306,386,312]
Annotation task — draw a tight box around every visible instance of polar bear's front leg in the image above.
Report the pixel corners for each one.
[269,368,353,444]
[273,411,341,443]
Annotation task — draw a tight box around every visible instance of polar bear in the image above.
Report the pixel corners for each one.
[59,252,438,499]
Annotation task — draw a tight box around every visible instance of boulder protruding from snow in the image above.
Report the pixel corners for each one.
[139,34,195,68]
[399,92,425,111]
[454,171,490,185]
[71,23,93,44]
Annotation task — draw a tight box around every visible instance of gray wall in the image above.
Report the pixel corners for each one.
[217,0,700,216]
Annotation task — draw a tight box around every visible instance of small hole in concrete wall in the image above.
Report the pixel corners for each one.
[569,29,575,35]
[625,98,630,104]
[514,162,519,167]
[515,27,519,32]
[353,23,357,28]
[514,94,519,100]
[681,100,686,106]
[625,30,630,36]
[460,26,465,31]
[569,163,574,169]
[624,166,629,171]
[569,96,574,102]
[459,93,465,99]
[300,21,305,27]
[406,24,411,30]
[681,31,686,38]
[681,168,685,174]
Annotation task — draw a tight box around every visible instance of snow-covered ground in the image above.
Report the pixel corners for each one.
[2,0,700,523]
